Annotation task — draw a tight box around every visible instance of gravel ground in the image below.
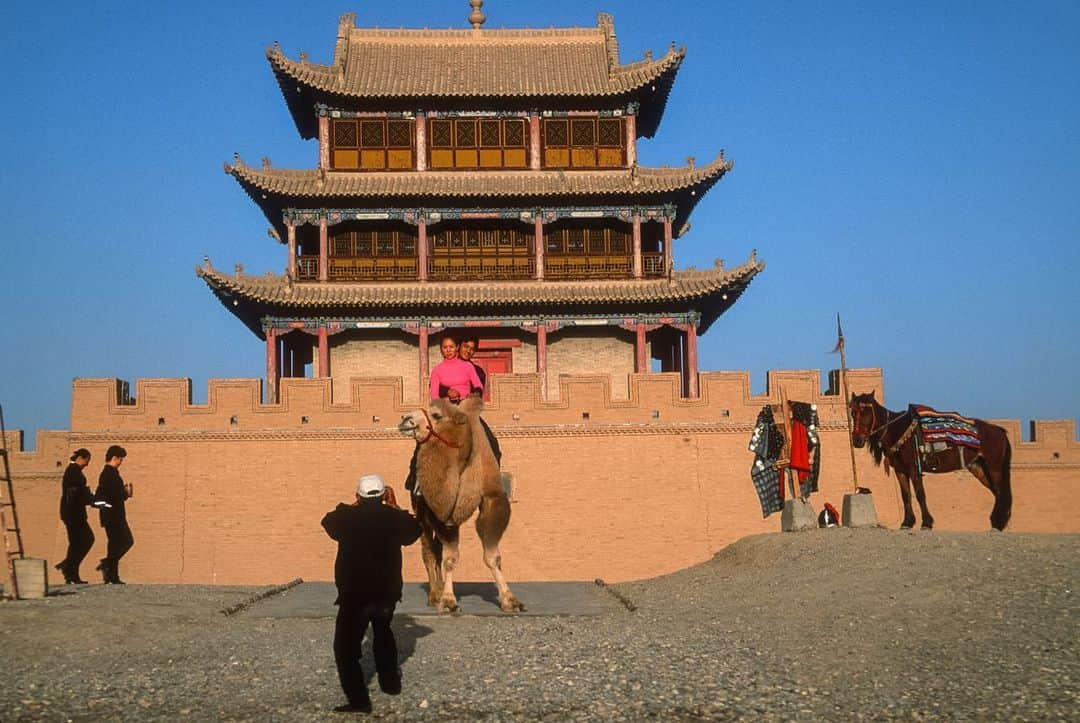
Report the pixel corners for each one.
[1,528,1076,721]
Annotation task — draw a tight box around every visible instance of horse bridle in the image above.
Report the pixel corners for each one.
[850,400,906,439]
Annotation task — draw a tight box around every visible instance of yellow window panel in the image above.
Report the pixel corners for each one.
[455,149,479,168]
[360,150,386,169]
[503,148,527,168]
[479,149,503,168]
[597,148,623,167]
[387,149,413,169]
[333,149,359,169]
[544,148,570,168]
[430,149,454,169]
[571,148,596,168]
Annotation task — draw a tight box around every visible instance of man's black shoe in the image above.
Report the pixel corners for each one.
[378,670,402,695]
[333,701,372,714]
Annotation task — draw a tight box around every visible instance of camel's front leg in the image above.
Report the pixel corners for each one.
[476,494,525,612]
[418,530,443,607]
[437,528,461,613]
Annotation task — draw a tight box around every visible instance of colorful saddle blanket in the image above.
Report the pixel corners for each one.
[910,404,981,450]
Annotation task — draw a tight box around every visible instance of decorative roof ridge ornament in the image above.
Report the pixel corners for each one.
[469,0,486,31]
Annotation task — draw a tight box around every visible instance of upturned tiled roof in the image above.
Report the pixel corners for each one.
[196,253,764,336]
[270,12,684,138]
[226,153,731,201]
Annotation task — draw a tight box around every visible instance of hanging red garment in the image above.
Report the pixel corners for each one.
[790,419,811,483]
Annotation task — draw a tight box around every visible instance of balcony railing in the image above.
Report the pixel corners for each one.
[428,256,534,281]
[643,252,666,277]
[545,255,632,279]
[297,255,417,281]
[295,253,661,281]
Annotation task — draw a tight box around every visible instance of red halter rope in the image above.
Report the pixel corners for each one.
[416,407,460,449]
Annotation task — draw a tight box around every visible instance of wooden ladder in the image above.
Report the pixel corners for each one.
[0,404,26,599]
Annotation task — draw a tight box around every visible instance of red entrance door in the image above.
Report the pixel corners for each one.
[473,350,512,401]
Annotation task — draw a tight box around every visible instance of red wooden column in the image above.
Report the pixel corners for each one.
[417,217,428,281]
[416,116,427,172]
[318,217,329,282]
[286,221,297,279]
[635,323,648,373]
[632,212,642,278]
[534,215,545,280]
[685,323,699,398]
[317,327,329,378]
[418,325,430,399]
[266,328,278,403]
[536,325,548,398]
[318,116,330,170]
[529,114,541,171]
[625,113,637,167]
[663,215,673,277]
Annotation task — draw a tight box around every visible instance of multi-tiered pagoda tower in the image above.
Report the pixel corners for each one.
[198,6,763,405]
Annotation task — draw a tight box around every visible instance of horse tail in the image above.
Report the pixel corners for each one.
[993,433,1013,531]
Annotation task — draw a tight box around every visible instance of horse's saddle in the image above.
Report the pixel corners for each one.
[910,404,981,453]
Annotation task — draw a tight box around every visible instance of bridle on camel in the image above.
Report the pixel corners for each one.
[415,408,460,449]
[414,407,464,527]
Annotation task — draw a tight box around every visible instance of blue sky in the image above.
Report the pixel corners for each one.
[2,1,1077,442]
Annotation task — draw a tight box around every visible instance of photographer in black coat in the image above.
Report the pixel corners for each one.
[322,474,421,714]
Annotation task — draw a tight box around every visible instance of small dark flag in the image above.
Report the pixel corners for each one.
[831,314,845,354]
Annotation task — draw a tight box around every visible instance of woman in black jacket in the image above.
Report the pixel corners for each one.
[94,445,134,584]
[56,448,94,584]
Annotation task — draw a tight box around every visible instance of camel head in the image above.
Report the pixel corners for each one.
[398,397,475,451]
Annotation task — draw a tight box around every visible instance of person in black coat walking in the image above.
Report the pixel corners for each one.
[94,445,134,584]
[322,474,421,714]
[56,448,95,584]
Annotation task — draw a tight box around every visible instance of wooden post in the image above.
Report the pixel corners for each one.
[417,217,428,282]
[685,323,699,398]
[418,325,429,400]
[663,215,673,279]
[635,323,647,373]
[318,116,330,170]
[317,327,329,378]
[529,114,541,170]
[318,217,329,282]
[416,116,427,172]
[631,213,642,278]
[286,221,297,279]
[536,325,548,398]
[837,314,860,492]
[266,328,278,403]
[534,215,544,280]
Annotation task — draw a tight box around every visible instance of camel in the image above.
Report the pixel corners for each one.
[398,396,525,613]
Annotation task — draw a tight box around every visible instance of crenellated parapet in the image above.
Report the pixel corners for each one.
[5,368,1078,586]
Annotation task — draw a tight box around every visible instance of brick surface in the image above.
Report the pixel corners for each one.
[7,368,1078,586]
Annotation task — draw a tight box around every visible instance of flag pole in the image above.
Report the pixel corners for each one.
[835,313,860,492]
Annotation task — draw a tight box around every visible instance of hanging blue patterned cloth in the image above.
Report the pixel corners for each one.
[748,406,784,517]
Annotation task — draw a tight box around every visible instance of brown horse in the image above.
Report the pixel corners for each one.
[849,392,1012,531]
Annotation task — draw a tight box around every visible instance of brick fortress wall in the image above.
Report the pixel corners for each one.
[6,369,1079,585]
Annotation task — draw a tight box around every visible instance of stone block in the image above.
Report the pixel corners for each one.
[781,498,817,532]
[13,558,48,599]
[842,493,878,528]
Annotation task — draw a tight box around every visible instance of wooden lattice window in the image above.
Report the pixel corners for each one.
[328,227,418,257]
[428,118,528,170]
[331,118,415,171]
[542,116,624,169]
[545,226,631,256]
